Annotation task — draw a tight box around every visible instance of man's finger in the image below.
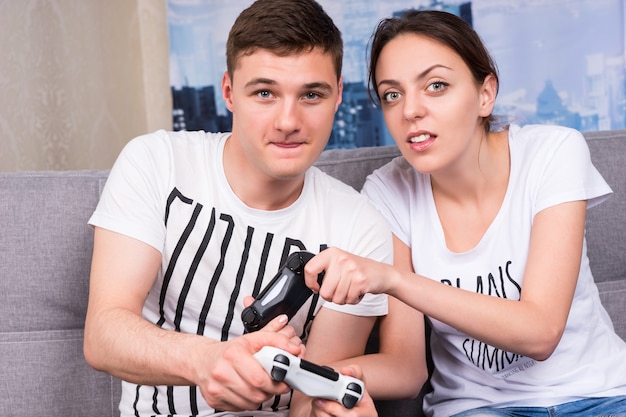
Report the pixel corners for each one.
[243,295,255,308]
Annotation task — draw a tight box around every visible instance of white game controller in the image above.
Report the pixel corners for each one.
[254,346,364,409]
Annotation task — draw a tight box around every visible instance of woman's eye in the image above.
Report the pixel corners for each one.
[428,81,448,92]
[383,91,401,102]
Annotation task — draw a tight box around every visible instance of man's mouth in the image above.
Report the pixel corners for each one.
[272,141,302,148]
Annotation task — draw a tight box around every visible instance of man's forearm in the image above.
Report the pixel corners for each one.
[84,306,214,386]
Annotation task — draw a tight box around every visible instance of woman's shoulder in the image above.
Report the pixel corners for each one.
[508,123,587,156]
[509,123,584,144]
[363,155,427,201]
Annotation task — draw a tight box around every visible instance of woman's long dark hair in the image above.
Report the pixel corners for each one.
[367,10,499,131]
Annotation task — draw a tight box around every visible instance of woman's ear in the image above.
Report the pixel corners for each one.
[478,74,498,118]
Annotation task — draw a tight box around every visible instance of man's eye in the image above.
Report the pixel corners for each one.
[304,92,321,100]
[257,90,272,99]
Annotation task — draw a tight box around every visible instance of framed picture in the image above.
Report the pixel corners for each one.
[169,0,626,148]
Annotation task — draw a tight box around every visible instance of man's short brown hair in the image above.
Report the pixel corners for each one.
[226,0,343,81]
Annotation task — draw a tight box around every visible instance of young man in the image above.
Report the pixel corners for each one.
[83,0,392,415]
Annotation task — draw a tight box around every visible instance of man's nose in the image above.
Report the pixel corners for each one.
[274,98,301,133]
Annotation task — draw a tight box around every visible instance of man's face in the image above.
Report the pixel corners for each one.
[222,48,342,183]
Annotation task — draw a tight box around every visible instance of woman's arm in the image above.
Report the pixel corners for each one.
[306,200,587,361]
[289,236,427,417]
[393,200,586,360]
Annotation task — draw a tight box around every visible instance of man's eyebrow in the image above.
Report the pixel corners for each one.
[244,78,277,89]
[377,64,452,89]
[303,82,334,92]
[243,78,334,92]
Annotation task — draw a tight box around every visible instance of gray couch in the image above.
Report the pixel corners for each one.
[1,129,625,417]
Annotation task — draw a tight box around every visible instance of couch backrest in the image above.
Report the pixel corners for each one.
[582,130,626,340]
[1,129,624,417]
[0,171,120,416]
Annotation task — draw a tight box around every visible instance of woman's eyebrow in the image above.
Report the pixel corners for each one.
[377,64,452,90]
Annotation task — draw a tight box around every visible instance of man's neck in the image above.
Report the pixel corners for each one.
[222,135,306,211]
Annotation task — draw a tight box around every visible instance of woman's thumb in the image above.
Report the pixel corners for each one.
[261,314,289,332]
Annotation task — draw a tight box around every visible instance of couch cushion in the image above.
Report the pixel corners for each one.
[0,170,119,416]
[0,329,119,416]
[0,170,107,333]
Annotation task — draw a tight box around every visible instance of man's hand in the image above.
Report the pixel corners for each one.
[242,295,305,352]
[197,313,304,411]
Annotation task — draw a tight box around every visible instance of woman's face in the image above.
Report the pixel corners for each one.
[374,33,496,175]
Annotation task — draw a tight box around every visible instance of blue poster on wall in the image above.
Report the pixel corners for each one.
[168,0,625,149]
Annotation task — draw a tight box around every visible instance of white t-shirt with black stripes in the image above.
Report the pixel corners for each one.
[89,130,390,417]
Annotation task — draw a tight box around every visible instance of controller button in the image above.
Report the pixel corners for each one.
[270,366,287,382]
[347,382,362,394]
[287,255,303,271]
[342,394,359,409]
[274,354,290,366]
[300,359,339,381]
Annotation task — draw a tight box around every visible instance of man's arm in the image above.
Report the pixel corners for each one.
[84,227,303,411]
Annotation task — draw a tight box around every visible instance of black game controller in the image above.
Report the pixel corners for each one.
[242,251,322,333]
[254,346,364,409]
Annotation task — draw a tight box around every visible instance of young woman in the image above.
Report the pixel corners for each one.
[306,10,626,417]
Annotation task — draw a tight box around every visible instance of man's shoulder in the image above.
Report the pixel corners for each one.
[121,130,229,162]
[127,129,227,146]
[306,166,387,223]
[307,166,362,196]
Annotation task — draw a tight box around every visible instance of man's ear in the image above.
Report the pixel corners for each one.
[222,71,235,112]
[335,75,344,111]
[478,74,498,118]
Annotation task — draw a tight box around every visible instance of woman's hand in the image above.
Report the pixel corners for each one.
[309,365,378,417]
[304,247,394,305]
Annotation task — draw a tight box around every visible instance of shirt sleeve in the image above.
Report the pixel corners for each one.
[88,132,171,252]
[319,187,393,317]
[532,128,612,217]
[361,157,415,248]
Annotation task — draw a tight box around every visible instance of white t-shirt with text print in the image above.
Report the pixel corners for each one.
[363,124,626,417]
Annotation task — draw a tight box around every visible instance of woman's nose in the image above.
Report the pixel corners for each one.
[403,93,425,121]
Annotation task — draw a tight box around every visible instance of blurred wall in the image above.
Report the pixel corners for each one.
[0,0,172,171]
